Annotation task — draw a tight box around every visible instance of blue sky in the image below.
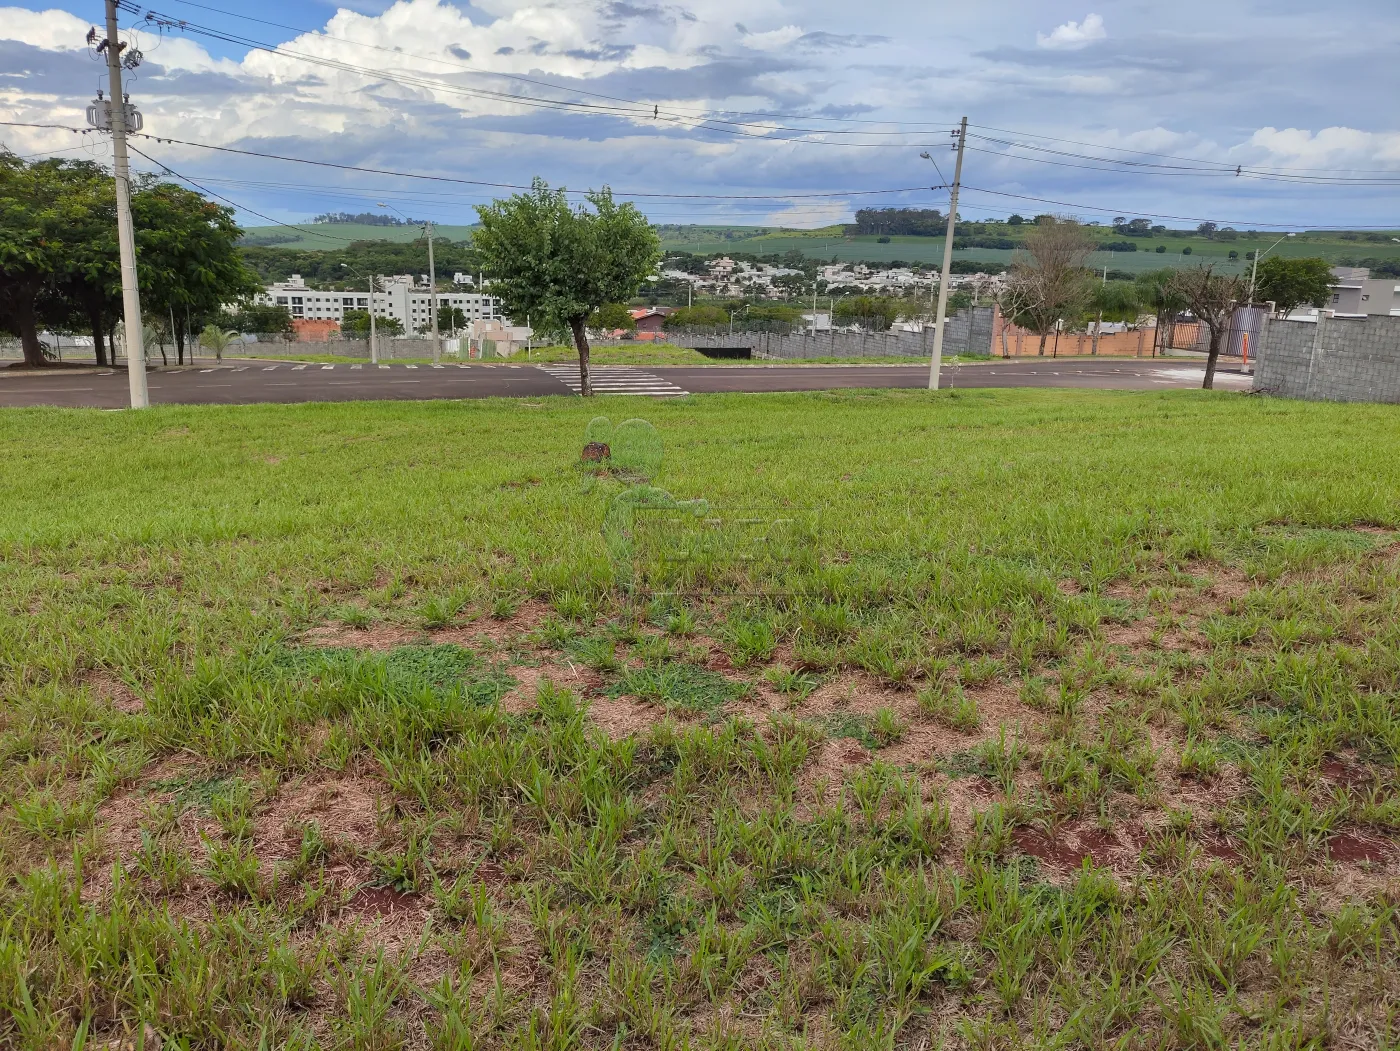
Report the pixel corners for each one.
[2,0,1398,230]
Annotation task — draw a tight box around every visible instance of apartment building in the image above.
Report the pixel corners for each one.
[253,274,499,330]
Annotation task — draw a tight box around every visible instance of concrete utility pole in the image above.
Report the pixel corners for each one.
[924,116,967,391]
[424,221,441,363]
[101,0,148,408]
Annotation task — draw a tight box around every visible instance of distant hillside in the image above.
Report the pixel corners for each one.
[238,220,1400,280]
[238,223,478,251]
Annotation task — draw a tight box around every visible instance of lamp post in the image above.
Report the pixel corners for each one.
[1249,232,1295,307]
[341,263,377,364]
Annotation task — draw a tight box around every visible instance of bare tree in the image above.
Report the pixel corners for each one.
[992,280,1035,358]
[1005,217,1097,355]
[1167,264,1247,389]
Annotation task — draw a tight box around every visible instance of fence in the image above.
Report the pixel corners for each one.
[665,307,996,360]
[990,318,1204,358]
[1254,314,1400,403]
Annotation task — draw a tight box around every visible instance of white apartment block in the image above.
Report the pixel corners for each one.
[254,274,499,330]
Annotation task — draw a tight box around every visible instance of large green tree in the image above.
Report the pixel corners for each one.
[0,154,116,367]
[473,179,660,395]
[133,181,261,365]
[1254,256,1335,316]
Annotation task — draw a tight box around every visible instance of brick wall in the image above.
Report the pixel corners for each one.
[1254,315,1400,403]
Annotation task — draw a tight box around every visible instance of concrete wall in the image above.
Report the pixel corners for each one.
[1254,315,1400,403]
[670,306,995,359]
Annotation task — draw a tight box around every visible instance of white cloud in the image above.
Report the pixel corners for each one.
[741,25,805,51]
[1244,126,1400,165]
[0,6,89,49]
[1036,13,1107,50]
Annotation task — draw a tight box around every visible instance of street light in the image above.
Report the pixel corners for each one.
[341,262,378,365]
[1248,232,1295,307]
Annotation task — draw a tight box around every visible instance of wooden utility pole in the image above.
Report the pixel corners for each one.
[927,117,967,390]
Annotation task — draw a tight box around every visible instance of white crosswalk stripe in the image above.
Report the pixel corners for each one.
[321,364,334,370]
[292,364,308,370]
[535,364,688,397]
[262,366,278,371]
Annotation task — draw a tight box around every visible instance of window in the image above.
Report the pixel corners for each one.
[343,297,354,306]
[276,297,288,305]
[291,297,303,305]
[358,298,368,307]
[1332,294,1340,303]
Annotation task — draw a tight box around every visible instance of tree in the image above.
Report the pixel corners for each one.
[833,295,901,331]
[1135,269,1188,359]
[0,153,114,367]
[588,303,636,333]
[438,304,468,333]
[1197,222,1218,238]
[664,305,729,329]
[341,311,403,338]
[1007,214,1025,225]
[473,179,660,396]
[198,324,238,363]
[1167,265,1247,389]
[1087,280,1141,355]
[1005,217,1097,355]
[224,303,294,336]
[1254,256,1335,316]
[133,181,261,365]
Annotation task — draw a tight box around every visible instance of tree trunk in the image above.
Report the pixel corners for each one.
[568,315,593,397]
[1038,332,1047,356]
[1091,312,1102,356]
[10,289,48,368]
[87,301,108,367]
[1202,325,1222,390]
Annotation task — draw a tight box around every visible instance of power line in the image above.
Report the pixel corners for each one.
[968,123,1400,178]
[146,0,963,133]
[136,8,954,148]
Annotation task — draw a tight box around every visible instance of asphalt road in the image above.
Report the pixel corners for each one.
[0,359,1252,408]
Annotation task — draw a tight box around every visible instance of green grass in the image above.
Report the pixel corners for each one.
[2,388,1400,1047]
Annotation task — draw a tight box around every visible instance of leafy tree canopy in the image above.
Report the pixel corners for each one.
[1254,256,1336,315]
[473,179,659,395]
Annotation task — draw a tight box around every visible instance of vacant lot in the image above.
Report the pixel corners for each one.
[2,389,1398,1049]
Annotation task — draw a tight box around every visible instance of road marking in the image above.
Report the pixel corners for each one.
[536,364,688,397]
[406,365,419,369]
[456,364,469,368]
[262,366,278,371]
[233,367,249,372]
[199,368,217,373]
[508,365,522,369]
[351,364,362,369]
[378,364,390,369]
[292,364,308,370]
[431,364,445,369]
[321,365,335,370]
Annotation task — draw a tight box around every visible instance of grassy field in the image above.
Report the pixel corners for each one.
[242,222,1400,274]
[240,224,479,251]
[2,389,1399,1049]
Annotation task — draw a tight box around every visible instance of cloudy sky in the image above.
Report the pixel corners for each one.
[2,0,1397,230]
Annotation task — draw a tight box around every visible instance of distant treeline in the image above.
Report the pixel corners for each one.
[1337,257,1400,277]
[238,239,481,286]
[311,212,425,226]
[848,208,947,237]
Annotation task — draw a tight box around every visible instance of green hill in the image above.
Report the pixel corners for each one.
[239,221,1400,278]
[239,223,478,251]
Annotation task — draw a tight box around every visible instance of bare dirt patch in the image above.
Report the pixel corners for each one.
[254,776,386,862]
[84,669,144,713]
[1014,820,1141,873]
[586,694,664,740]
